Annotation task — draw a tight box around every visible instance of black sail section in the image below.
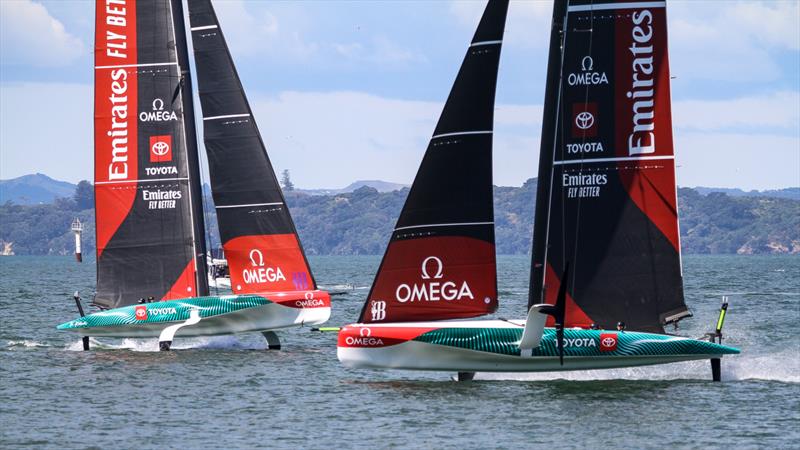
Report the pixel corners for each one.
[188,0,317,295]
[94,0,207,309]
[529,0,690,333]
[358,0,509,324]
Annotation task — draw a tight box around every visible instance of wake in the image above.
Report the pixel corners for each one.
[63,335,267,352]
[476,351,799,383]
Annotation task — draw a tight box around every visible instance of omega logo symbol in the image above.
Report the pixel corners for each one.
[305,291,314,300]
[581,56,593,71]
[575,111,595,130]
[152,98,164,111]
[249,249,264,267]
[151,139,170,156]
[420,256,444,280]
[359,327,372,337]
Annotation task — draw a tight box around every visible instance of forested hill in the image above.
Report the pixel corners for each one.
[1,179,798,256]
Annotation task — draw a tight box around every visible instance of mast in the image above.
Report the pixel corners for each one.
[188,0,318,295]
[529,0,569,309]
[172,0,209,297]
[357,0,509,324]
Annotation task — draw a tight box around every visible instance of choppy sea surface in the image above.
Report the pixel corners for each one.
[1,255,798,449]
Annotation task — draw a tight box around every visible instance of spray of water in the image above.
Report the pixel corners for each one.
[476,352,799,383]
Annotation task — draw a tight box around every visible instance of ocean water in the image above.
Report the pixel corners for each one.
[1,255,798,449]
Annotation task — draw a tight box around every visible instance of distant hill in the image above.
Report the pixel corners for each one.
[0,173,76,205]
[1,175,798,256]
[295,180,409,196]
[692,186,800,201]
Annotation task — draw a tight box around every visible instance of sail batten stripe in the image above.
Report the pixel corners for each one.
[191,25,218,31]
[394,221,494,231]
[431,130,493,139]
[215,202,283,209]
[95,177,189,185]
[203,113,251,121]
[553,155,674,165]
[95,62,178,69]
[470,40,502,47]
[568,1,666,12]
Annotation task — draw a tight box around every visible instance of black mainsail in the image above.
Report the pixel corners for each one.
[529,0,690,333]
[188,0,318,295]
[358,0,509,323]
[94,0,208,309]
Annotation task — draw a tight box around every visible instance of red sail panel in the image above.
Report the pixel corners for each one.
[224,234,314,294]
[361,237,497,323]
[542,263,593,328]
[529,0,689,333]
[93,0,205,309]
[161,260,197,300]
[94,0,138,256]
[613,6,679,250]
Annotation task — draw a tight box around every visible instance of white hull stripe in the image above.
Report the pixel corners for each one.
[431,130,492,139]
[553,155,674,165]
[95,62,178,69]
[470,40,502,47]
[395,221,493,232]
[203,113,251,121]
[96,177,189,185]
[568,1,665,12]
[191,25,218,31]
[215,202,283,209]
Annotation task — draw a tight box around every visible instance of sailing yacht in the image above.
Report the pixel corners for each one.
[57,0,330,350]
[337,0,738,380]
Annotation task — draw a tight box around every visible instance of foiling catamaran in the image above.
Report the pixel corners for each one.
[337,0,738,380]
[58,0,330,350]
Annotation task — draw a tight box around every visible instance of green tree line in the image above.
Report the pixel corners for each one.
[1,179,798,256]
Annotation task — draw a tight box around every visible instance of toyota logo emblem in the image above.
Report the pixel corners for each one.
[575,111,594,130]
[151,140,170,156]
[602,337,615,347]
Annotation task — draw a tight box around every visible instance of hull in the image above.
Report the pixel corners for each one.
[337,320,739,372]
[58,292,330,338]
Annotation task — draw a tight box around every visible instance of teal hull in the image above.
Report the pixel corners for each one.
[57,294,330,338]
[338,320,739,372]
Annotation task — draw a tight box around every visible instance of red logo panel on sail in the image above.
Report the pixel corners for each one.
[94,1,138,256]
[600,333,618,351]
[149,135,173,163]
[613,6,680,250]
[361,236,497,323]
[572,102,597,138]
[224,234,314,294]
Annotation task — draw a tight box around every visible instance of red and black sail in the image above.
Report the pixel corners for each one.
[188,0,317,295]
[358,0,509,324]
[94,0,208,309]
[529,0,690,333]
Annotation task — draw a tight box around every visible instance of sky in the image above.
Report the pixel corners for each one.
[0,0,798,190]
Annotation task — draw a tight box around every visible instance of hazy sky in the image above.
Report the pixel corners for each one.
[1,0,798,190]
